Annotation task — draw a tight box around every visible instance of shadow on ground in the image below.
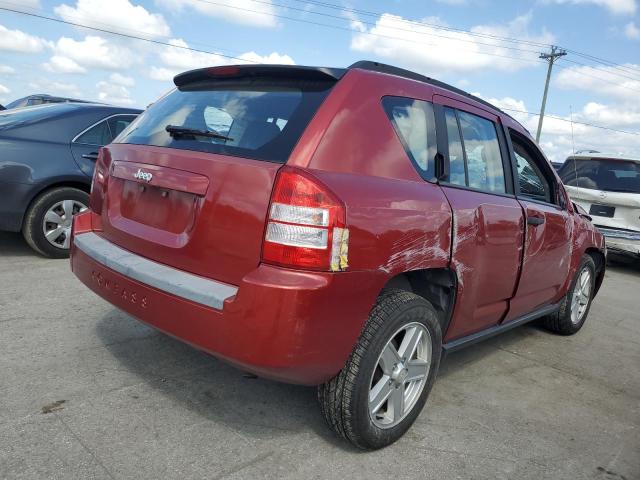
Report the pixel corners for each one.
[0,232,37,258]
[93,306,541,451]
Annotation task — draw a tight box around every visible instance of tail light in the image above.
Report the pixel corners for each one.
[89,148,110,214]
[262,167,349,271]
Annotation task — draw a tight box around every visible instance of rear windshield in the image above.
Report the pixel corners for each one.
[559,158,640,194]
[115,78,335,163]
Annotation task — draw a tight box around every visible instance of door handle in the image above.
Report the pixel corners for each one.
[81,152,99,160]
[527,215,545,226]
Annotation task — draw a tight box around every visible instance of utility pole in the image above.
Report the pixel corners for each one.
[536,45,567,143]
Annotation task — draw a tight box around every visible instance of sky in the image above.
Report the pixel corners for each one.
[0,0,638,162]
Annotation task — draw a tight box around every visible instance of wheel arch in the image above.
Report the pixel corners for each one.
[21,178,91,229]
[585,247,606,296]
[381,268,457,336]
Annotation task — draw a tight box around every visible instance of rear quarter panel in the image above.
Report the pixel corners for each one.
[299,69,452,295]
[0,137,87,229]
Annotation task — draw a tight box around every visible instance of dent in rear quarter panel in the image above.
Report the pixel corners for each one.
[563,212,606,295]
[304,68,452,300]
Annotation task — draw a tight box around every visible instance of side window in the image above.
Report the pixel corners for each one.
[444,108,466,186]
[443,108,506,194]
[382,96,437,179]
[457,111,506,194]
[510,132,553,204]
[108,115,137,140]
[74,120,112,146]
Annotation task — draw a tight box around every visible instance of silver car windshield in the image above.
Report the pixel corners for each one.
[560,158,640,194]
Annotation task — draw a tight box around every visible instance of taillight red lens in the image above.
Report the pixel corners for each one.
[262,167,349,271]
[89,148,110,214]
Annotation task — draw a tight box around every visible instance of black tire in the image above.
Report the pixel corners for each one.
[318,289,442,450]
[22,187,89,259]
[541,255,596,335]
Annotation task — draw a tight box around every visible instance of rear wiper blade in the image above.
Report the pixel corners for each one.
[165,125,233,141]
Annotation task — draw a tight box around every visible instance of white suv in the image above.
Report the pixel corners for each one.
[559,153,640,257]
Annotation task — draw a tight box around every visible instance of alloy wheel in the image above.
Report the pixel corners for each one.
[368,322,432,429]
[571,267,592,324]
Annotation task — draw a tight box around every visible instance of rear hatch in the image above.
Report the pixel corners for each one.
[560,156,640,232]
[92,65,342,285]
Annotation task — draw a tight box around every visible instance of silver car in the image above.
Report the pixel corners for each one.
[559,153,640,257]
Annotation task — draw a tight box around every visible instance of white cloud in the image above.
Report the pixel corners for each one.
[476,94,640,162]
[0,83,10,94]
[49,35,136,71]
[96,80,134,105]
[350,13,554,75]
[555,63,640,103]
[55,0,171,37]
[43,55,87,73]
[157,0,277,27]
[28,80,82,97]
[0,24,49,53]
[544,0,637,15]
[624,21,640,39]
[149,38,294,81]
[110,73,135,87]
[0,65,15,74]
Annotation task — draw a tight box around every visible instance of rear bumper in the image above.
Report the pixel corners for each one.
[596,226,640,257]
[70,215,381,385]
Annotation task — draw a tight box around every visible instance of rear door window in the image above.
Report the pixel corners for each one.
[115,78,335,163]
[382,96,437,180]
[443,108,506,194]
[444,108,466,187]
[74,119,111,145]
[108,115,137,139]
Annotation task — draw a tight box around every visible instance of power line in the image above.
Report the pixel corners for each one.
[283,0,553,49]
[0,0,255,59]
[0,2,548,68]
[281,0,640,79]
[559,57,640,83]
[233,0,545,56]
[554,59,640,94]
[0,5,262,64]
[182,0,548,66]
[502,108,640,136]
[2,3,639,138]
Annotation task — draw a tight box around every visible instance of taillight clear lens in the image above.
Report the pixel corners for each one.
[262,167,348,271]
[265,222,328,249]
[269,203,329,227]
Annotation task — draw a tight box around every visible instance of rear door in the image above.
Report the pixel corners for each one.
[503,129,572,321]
[92,69,338,286]
[434,96,525,341]
[71,114,137,176]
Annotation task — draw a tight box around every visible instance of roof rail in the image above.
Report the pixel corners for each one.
[348,60,513,120]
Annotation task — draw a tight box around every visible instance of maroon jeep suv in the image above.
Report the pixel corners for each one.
[70,61,605,449]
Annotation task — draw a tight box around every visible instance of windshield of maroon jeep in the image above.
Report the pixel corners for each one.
[116,78,335,163]
[559,157,640,194]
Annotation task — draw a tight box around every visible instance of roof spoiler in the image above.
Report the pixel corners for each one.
[174,64,347,87]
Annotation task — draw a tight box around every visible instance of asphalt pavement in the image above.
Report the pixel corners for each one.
[1,231,638,480]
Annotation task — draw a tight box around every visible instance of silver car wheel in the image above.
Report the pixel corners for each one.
[42,199,88,249]
[368,322,431,429]
[570,267,592,325]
